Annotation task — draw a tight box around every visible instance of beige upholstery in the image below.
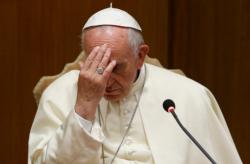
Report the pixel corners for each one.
[33,51,184,104]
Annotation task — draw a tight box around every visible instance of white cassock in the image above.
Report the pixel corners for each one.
[28,63,242,164]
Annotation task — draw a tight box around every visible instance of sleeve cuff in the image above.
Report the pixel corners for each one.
[74,111,93,132]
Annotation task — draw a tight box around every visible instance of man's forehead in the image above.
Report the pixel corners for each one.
[85,41,128,54]
[84,43,130,65]
[84,27,129,51]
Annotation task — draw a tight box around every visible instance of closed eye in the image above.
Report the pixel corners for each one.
[113,63,126,73]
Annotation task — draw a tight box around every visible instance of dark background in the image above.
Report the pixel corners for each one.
[0,0,249,163]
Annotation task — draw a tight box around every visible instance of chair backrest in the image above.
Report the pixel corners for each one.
[33,51,184,104]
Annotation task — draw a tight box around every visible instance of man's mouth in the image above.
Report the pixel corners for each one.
[104,88,121,95]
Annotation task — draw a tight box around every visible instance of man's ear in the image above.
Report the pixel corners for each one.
[137,44,150,69]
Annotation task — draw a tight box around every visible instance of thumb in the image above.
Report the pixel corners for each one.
[78,61,84,69]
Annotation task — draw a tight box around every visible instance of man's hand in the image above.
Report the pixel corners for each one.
[75,44,116,121]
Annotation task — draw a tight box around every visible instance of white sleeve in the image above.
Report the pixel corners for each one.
[74,111,93,132]
[28,97,104,164]
[28,70,107,164]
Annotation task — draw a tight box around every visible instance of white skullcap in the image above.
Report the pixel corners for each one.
[83,6,142,31]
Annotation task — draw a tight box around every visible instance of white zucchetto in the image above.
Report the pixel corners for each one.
[83,6,142,31]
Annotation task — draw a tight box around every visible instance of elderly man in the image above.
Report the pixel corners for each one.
[28,7,242,164]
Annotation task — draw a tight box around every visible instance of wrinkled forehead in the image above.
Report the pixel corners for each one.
[84,26,129,41]
[83,26,131,54]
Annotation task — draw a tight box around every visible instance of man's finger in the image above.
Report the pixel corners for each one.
[79,61,84,70]
[102,60,117,81]
[98,48,111,69]
[90,44,107,72]
[84,46,100,69]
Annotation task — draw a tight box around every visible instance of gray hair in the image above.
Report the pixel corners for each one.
[81,26,144,55]
[127,28,144,55]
